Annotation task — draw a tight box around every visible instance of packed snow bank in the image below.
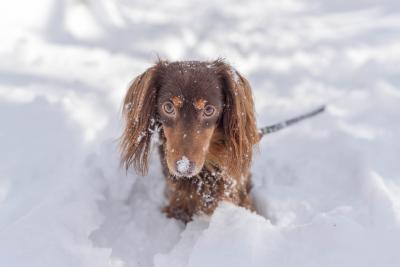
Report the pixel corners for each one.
[156,201,400,267]
[1,0,400,267]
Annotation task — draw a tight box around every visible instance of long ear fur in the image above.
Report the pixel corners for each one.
[214,60,259,178]
[120,63,162,175]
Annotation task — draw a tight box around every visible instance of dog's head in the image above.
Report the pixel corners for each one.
[120,60,258,178]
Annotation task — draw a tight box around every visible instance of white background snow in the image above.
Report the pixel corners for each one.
[1,0,400,266]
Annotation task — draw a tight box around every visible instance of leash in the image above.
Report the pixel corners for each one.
[259,105,326,138]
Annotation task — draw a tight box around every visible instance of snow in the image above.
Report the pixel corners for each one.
[1,0,400,267]
[176,156,190,174]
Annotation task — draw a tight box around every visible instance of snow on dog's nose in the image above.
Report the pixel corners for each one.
[175,156,195,177]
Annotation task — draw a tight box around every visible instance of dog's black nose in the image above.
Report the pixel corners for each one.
[175,156,195,176]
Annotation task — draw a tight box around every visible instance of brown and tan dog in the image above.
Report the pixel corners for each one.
[120,59,259,222]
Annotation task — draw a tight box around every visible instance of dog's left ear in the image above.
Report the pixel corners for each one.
[120,62,164,175]
[214,60,259,178]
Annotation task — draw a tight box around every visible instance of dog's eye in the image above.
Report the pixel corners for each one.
[163,102,175,115]
[203,105,215,117]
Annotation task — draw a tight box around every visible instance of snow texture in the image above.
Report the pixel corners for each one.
[1,0,400,267]
[176,156,190,174]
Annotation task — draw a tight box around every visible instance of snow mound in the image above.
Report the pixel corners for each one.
[157,187,400,267]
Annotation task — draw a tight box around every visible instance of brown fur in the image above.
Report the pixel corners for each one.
[193,98,207,110]
[171,96,183,108]
[120,59,259,222]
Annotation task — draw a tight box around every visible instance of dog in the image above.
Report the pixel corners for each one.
[120,59,259,222]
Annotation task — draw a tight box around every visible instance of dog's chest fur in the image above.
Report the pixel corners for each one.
[159,143,252,222]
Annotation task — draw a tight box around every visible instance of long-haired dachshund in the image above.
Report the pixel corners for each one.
[120,59,259,222]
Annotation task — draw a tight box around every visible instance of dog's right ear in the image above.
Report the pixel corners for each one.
[120,62,164,175]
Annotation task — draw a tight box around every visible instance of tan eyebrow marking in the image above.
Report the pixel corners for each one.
[171,96,183,108]
[193,98,207,110]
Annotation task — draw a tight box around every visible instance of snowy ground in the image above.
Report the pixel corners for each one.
[1,0,400,266]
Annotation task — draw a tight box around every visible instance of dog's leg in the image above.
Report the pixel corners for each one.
[163,179,196,223]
